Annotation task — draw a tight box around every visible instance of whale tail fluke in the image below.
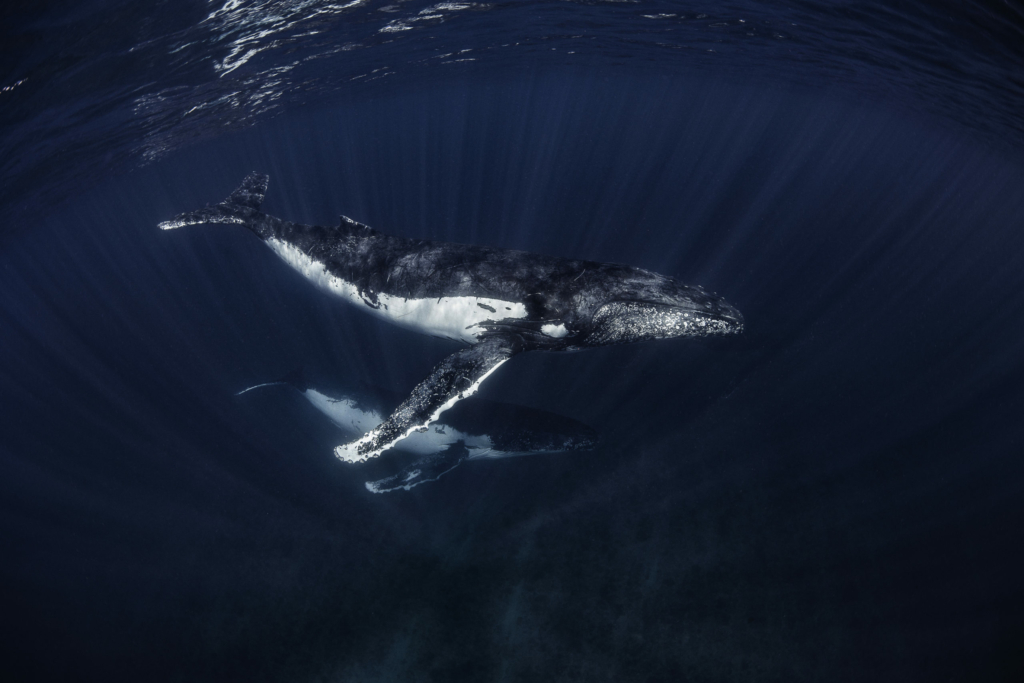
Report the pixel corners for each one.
[158,172,269,230]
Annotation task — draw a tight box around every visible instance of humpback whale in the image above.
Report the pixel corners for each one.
[161,173,743,462]
[237,370,599,492]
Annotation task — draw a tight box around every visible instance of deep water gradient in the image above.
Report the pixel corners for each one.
[2,73,1024,681]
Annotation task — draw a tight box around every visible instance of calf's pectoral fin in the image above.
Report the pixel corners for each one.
[364,441,471,493]
[334,335,520,463]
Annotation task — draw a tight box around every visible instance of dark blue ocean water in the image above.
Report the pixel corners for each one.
[3,2,1024,681]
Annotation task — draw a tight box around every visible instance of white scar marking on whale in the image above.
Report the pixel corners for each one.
[267,238,528,343]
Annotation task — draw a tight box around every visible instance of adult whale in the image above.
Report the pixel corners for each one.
[160,173,743,462]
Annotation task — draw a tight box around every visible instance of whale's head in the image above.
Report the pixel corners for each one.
[582,280,743,346]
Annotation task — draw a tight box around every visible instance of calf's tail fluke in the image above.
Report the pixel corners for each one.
[158,172,269,230]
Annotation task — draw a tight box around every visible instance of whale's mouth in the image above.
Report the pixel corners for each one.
[657,295,744,334]
[705,302,744,332]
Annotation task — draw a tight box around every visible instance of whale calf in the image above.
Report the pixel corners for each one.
[238,370,599,492]
[161,173,743,462]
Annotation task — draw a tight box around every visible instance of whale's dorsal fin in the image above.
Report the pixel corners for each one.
[364,441,470,493]
[339,215,379,237]
[334,335,521,463]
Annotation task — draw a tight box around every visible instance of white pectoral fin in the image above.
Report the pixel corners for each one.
[364,441,471,493]
[334,336,520,463]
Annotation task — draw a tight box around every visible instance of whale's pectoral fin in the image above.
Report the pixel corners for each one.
[335,335,521,463]
[365,441,471,493]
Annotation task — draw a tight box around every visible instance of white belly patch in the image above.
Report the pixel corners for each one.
[304,389,382,435]
[268,238,528,343]
[397,426,492,456]
[304,389,493,456]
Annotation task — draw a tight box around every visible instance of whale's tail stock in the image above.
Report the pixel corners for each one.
[158,172,268,231]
